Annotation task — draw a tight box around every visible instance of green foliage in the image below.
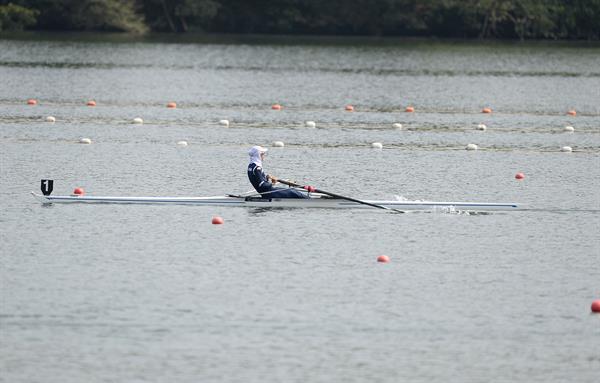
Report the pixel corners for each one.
[77,0,148,33]
[473,0,560,39]
[1,0,598,39]
[0,3,38,31]
[557,0,600,39]
[2,0,147,33]
[202,0,599,39]
[140,0,220,32]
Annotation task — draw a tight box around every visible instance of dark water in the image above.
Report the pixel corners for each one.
[1,35,599,382]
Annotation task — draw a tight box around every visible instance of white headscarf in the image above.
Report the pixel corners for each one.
[248,146,268,167]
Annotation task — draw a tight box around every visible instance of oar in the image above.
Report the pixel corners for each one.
[278,179,404,213]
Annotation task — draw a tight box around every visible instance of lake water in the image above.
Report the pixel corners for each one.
[1,34,599,382]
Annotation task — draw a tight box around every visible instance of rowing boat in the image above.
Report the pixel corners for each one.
[31,192,519,211]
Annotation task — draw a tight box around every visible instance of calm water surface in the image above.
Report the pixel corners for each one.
[1,34,599,382]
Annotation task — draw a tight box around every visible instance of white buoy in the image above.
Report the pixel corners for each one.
[392,123,403,130]
[219,119,230,127]
[476,123,487,131]
[564,126,574,132]
[466,143,478,151]
[46,116,56,123]
[305,121,316,128]
[273,141,285,148]
[133,117,143,124]
[371,142,383,149]
[177,141,188,146]
[561,146,572,152]
[79,138,92,144]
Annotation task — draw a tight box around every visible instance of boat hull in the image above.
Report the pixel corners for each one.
[31,193,519,211]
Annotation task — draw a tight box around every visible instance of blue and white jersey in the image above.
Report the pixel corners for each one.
[247,163,273,193]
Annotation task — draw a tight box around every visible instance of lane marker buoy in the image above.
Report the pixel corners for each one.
[272,104,282,110]
[27,99,37,105]
[482,107,492,114]
[377,255,390,263]
[466,143,478,150]
[46,116,56,123]
[73,187,84,195]
[212,216,224,224]
[345,105,354,111]
[305,121,316,128]
[177,141,188,146]
[371,142,383,149]
[273,141,285,147]
[515,172,525,180]
[133,117,143,124]
[87,100,96,107]
[219,119,230,127]
[79,138,92,144]
[564,126,574,132]
[392,123,403,129]
[561,146,572,152]
[405,106,414,113]
[167,102,177,108]
[476,123,487,131]
[567,110,576,116]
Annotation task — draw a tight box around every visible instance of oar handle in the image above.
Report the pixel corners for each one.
[278,179,308,189]
[278,179,403,213]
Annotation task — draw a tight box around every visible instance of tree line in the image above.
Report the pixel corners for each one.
[1,0,599,40]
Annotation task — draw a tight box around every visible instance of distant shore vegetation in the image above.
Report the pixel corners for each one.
[1,0,598,40]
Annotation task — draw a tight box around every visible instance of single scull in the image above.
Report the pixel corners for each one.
[31,192,519,211]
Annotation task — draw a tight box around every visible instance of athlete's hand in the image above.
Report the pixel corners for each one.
[268,175,278,184]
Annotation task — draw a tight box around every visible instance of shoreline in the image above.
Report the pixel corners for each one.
[2,31,600,47]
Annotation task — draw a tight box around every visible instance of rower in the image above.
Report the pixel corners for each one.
[247,146,308,199]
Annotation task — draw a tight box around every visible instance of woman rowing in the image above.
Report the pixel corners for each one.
[247,146,308,199]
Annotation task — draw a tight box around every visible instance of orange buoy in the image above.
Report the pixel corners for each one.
[27,99,37,105]
[377,255,390,263]
[515,172,525,180]
[405,106,415,113]
[211,216,224,225]
[345,105,354,111]
[167,102,177,108]
[73,187,84,196]
[271,104,282,110]
[87,100,96,107]
[567,110,576,116]
[482,107,492,114]
[592,300,600,313]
